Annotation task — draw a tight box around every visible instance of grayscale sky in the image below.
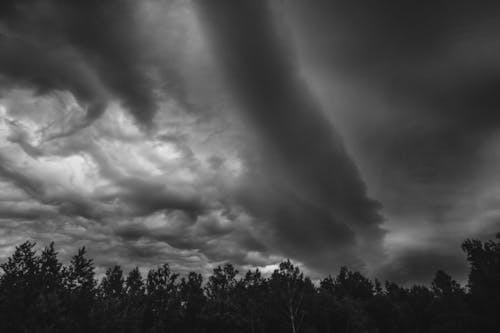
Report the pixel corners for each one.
[1,0,499,284]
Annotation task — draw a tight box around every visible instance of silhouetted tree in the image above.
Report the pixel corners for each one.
[239,269,267,333]
[269,260,314,333]
[179,272,205,332]
[334,266,374,300]
[144,263,180,332]
[96,265,126,332]
[36,242,65,332]
[429,271,471,333]
[0,241,40,332]
[205,263,240,331]
[462,233,500,331]
[63,246,96,332]
[124,267,145,332]
[126,267,144,296]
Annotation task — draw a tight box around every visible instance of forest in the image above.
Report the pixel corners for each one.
[1,234,499,333]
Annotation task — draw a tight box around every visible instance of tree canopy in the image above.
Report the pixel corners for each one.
[1,234,499,332]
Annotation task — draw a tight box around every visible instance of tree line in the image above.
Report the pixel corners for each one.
[1,234,500,333]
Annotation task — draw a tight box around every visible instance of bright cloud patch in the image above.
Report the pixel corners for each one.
[0,87,270,273]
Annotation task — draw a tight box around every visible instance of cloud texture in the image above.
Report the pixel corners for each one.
[0,0,386,278]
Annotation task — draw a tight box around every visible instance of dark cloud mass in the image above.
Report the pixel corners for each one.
[290,0,500,178]
[289,0,500,281]
[0,0,499,283]
[0,0,190,129]
[195,0,384,273]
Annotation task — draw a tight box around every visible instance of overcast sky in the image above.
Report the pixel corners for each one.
[1,0,499,284]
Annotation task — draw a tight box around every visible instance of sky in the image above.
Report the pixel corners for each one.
[0,0,499,284]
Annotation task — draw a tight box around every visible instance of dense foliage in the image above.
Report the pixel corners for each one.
[1,234,500,333]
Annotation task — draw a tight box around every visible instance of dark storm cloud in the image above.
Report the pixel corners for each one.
[287,0,500,280]
[195,0,385,273]
[291,0,500,188]
[0,0,187,128]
